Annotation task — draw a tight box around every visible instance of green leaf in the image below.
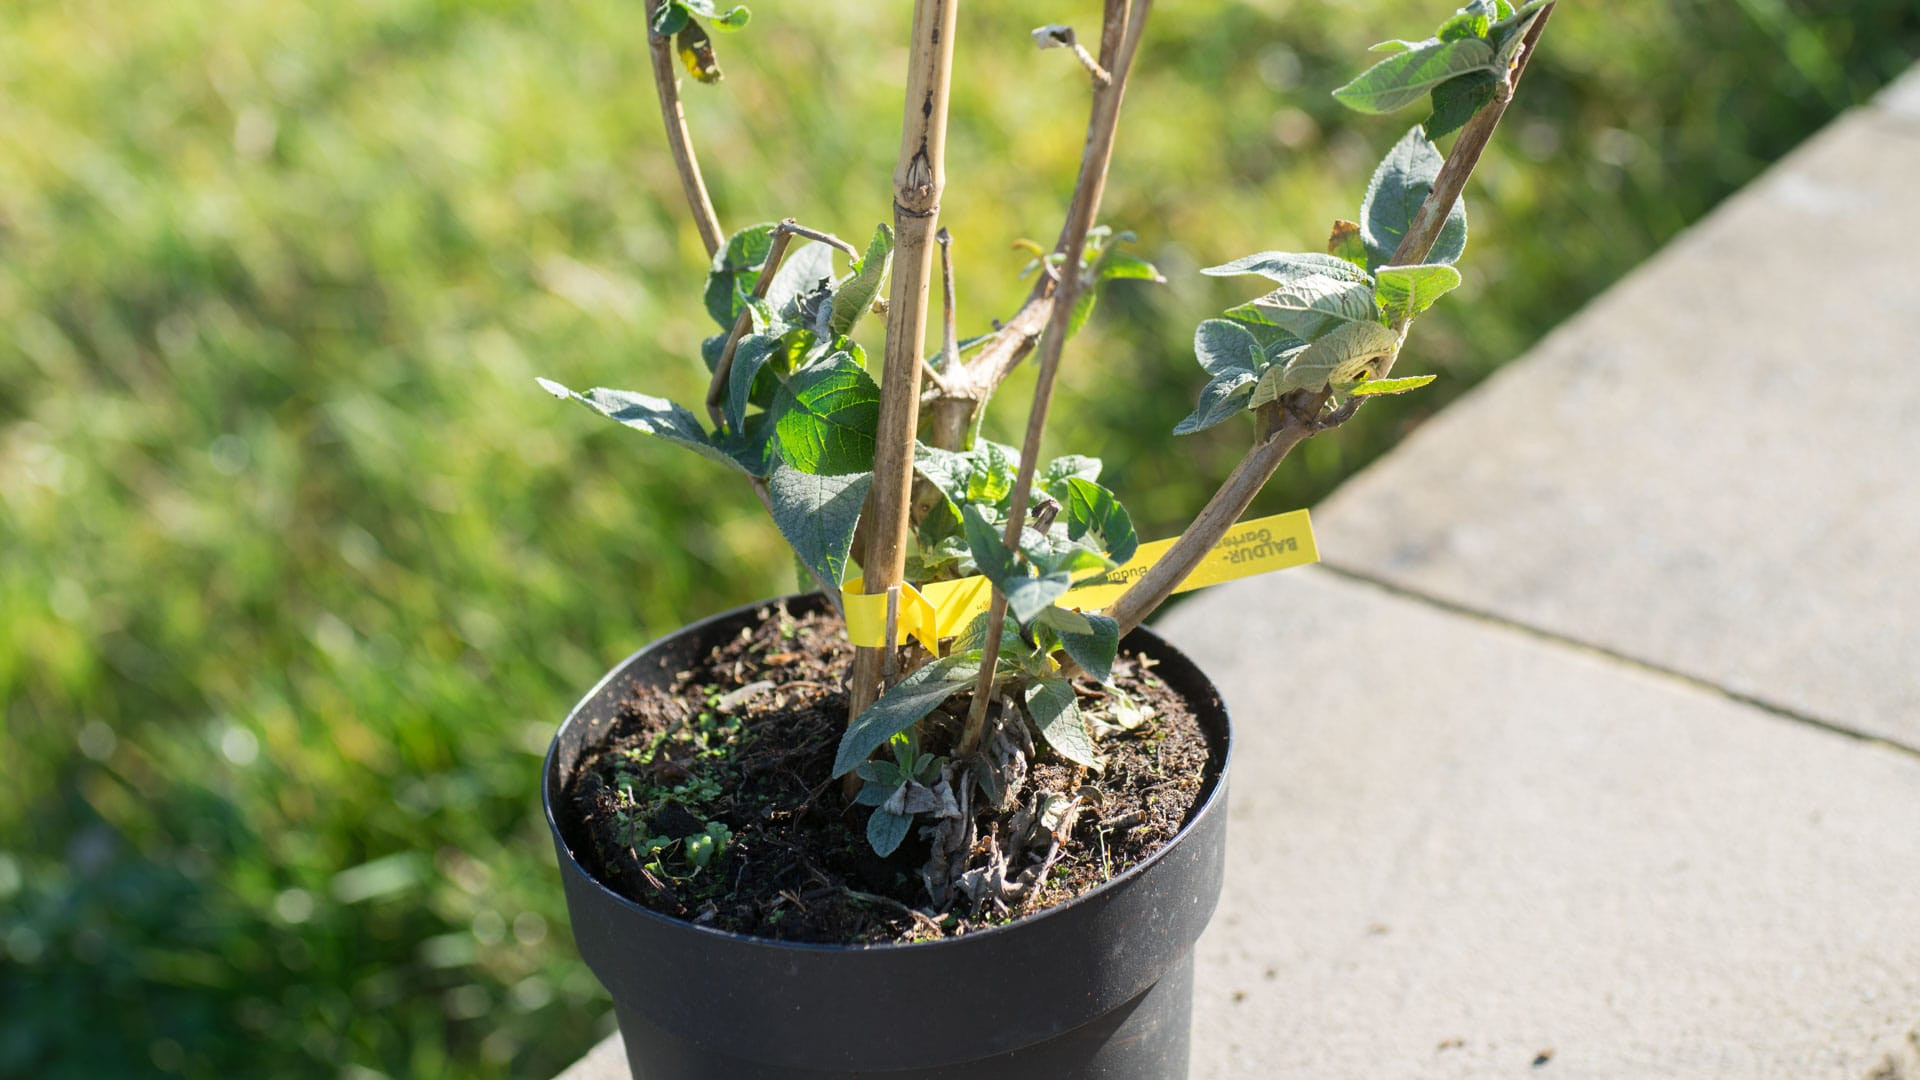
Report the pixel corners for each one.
[723,333,781,434]
[1361,126,1467,270]
[1490,3,1548,67]
[1250,320,1401,406]
[1425,70,1500,139]
[771,354,879,475]
[968,441,1017,504]
[1192,318,1263,378]
[1203,250,1371,287]
[853,762,905,805]
[1046,610,1119,683]
[1374,263,1464,322]
[829,225,893,337]
[963,505,1072,626]
[765,242,836,328]
[1174,373,1256,435]
[1095,251,1165,283]
[1041,454,1102,492]
[537,378,743,473]
[1067,242,1166,338]
[1037,605,1093,635]
[1059,477,1138,566]
[681,0,751,30]
[704,223,779,329]
[650,0,690,36]
[1026,679,1099,769]
[866,808,913,857]
[1067,291,1099,339]
[914,442,973,508]
[1021,528,1113,579]
[1437,1,1496,42]
[1368,38,1428,54]
[833,656,977,777]
[1333,37,1496,115]
[1351,374,1438,396]
[767,464,871,589]
[951,608,1026,659]
[715,409,775,476]
[1225,272,1379,342]
[1328,219,1370,270]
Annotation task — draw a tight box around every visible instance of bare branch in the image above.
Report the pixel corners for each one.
[704,220,795,432]
[960,0,1152,756]
[1032,25,1111,86]
[848,0,962,723]
[644,0,725,257]
[918,0,1136,453]
[937,229,959,377]
[780,222,862,261]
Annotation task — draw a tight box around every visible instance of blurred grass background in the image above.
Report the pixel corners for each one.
[2,0,1915,1076]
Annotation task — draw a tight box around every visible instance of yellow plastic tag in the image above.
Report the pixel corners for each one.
[840,508,1317,648]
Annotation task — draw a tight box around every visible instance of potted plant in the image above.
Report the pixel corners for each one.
[537,0,1557,1076]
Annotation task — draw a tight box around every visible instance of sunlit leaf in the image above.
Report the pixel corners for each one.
[1350,374,1439,396]
[1026,678,1099,768]
[770,354,879,475]
[833,656,977,778]
[1333,37,1495,115]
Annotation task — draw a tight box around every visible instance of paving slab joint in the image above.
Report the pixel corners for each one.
[1316,561,1920,762]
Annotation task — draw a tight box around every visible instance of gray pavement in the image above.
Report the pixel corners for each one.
[552,73,1920,1080]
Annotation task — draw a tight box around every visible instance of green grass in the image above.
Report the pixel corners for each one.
[3,1,1915,1076]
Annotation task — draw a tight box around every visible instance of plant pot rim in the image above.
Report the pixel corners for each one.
[543,591,1233,955]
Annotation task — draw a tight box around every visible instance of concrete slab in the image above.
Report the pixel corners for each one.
[1314,110,1920,747]
[1879,64,1920,122]
[1160,568,1920,1080]
[553,1031,624,1080]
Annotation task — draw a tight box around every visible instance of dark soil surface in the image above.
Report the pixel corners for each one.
[560,602,1217,944]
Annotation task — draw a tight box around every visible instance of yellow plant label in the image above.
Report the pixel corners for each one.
[841,508,1317,649]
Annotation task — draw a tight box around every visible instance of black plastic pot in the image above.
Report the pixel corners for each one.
[544,595,1232,1079]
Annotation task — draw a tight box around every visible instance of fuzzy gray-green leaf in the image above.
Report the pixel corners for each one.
[1192,318,1263,378]
[866,808,913,857]
[1227,271,1379,341]
[1333,37,1496,115]
[724,334,781,435]
[833,656,977,778]
[1026,678,1099,768]
[1047,610,1119,683]
[704,222,779,328]
[1425,70,1500,139]
[1174,372,1256,435]
[1361,126,1468,269]
[1250,320,1401,406]
[537,378,743,473]
[830,224,893,337]
[767,464,871,589]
